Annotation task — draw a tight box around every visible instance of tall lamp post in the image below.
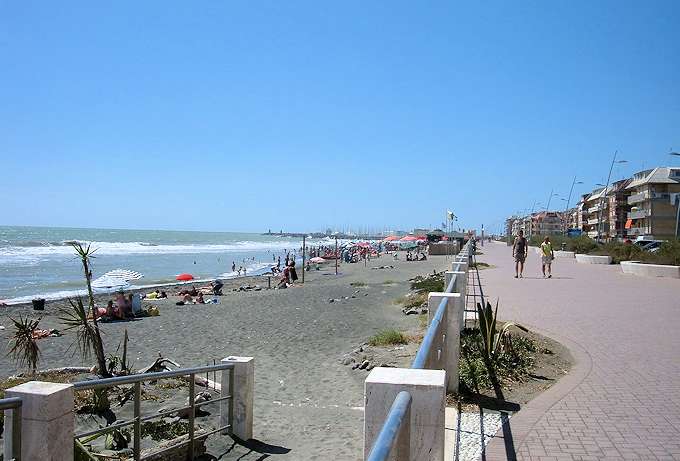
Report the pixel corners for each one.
[563,178,583,234]
[545,190,560,212]
[596,151,627,242]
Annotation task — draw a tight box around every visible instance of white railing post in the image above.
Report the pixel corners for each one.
[5,381,74,461]
[428,293,462,393]
[365,368,446,461]
[221,356,254,440]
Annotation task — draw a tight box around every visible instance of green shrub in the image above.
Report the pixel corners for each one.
[594,242,643,263]
[369,329,409,346]
[651,239,680,266]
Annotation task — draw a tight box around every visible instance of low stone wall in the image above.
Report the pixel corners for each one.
[428,242,460,256]
[554,250,575,258]
[575,254,612,265]
[620,261,680,279]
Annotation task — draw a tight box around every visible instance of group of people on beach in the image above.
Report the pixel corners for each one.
[405,250,427,261]
[512,230,555,278]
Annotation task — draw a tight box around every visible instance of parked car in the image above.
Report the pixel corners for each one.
[641,241,664,253]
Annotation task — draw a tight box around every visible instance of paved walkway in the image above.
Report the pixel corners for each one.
[477,242,680,461]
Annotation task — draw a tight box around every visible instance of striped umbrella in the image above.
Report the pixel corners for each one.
[101,269,144,281]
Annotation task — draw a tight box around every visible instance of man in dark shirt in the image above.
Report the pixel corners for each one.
[512,229,528,278]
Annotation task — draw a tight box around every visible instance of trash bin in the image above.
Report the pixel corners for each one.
[32,298,45,311]
[561,242,567,251]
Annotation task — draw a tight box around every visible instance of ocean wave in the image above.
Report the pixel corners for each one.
[0,239,325,261]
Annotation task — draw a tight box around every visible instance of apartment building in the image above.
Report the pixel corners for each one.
[606,179,632,239]
[581,188,606,238]
[626,167,680,239]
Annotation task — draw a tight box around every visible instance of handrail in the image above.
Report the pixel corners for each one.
[411,295,448,369]
[0,396,22,411]
[366,391,412,461]
[411,243,469,369]
[367,242,471,460]
[73,362,236,461]
[1,397,22,461]
[73,362,234,390]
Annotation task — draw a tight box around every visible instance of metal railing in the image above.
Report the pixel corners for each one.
[366,242,471,460]
[366,391,412,461]
[1,397,22,461]
[73,363,235,461]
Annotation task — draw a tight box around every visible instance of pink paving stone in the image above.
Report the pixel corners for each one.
[476,242,680,461]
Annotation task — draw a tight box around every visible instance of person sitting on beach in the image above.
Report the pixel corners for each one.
[188,286,199,297]
[211,280,223,295]
[115,292,128,316]
[182,293,194,304]
[159,291,168,298]
[195,293,205,304]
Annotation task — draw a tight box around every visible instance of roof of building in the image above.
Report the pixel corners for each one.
[626,167,680,189]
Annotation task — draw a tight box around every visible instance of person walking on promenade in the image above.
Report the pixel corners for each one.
[512,229,528,278]
[540,236,555,278]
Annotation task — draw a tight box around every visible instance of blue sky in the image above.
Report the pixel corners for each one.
[1,1,679,235]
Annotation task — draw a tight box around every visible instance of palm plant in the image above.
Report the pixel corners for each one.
[476,300,515,366]
[65,242,110,377]
[8,315,41,373]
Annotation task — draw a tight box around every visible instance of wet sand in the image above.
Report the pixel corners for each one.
[0,253,452,460]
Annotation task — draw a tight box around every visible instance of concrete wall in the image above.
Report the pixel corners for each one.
[621,261,680,279]
[428,241,460,256]
[365,368,446,461]
[554,250,575,258]
[575,254,612,264]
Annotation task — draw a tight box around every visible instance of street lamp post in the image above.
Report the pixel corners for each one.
[597,151,627,242]
[545,190,559,212]
[563,177,584,235]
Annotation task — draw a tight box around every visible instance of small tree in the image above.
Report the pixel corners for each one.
[65,242,110,377]
[8,315,41,373]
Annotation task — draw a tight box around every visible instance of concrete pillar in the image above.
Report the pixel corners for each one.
[5,381,74,461]
[445,270,467,330]
[428,293,462,393]
[221,356,254,440]
[365,368,446,461]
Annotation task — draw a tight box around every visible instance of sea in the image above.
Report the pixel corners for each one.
[0,226,340,305]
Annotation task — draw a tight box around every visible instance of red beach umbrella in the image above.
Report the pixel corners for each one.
[176,273,194,281]
[400,236,418,242]
[383,236,400,241]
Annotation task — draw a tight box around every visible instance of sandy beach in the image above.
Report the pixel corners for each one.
[0,252,452,460]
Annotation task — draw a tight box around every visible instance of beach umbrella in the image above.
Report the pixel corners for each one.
[101,269,143,281]
[176,273,194,281]
[383,236,400,241]
[415,236,427,241]
[92,277,130,290]
[309,257,326,264]
[400,236,418,242]
[357,242,371,248]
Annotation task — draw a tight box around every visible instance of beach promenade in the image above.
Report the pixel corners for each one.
[477,242,680,460]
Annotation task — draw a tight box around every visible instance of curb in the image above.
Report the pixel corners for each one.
[484,324,593,460]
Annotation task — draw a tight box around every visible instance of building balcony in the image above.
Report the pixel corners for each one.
[587,218,600,225]
[628,192,647,205]
[627,209,650,220]
[628,191,671,205]
[587,205,602,213]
